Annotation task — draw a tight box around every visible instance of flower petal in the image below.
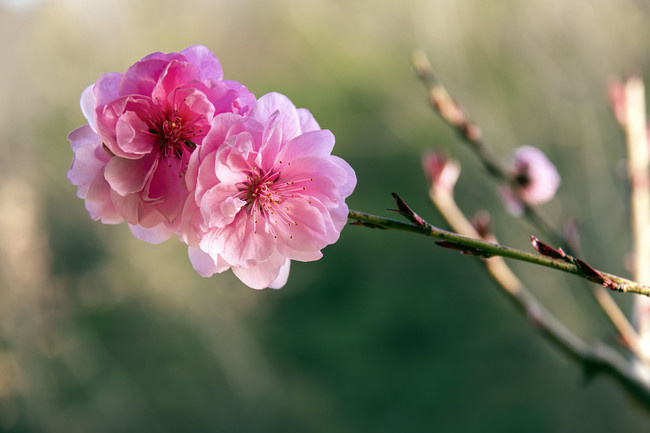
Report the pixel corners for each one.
[276,130,335,163]
[200,183,244,227]
[296,108,320,133]
[268,258,291,289]
[67,126,107,196]
[80,84,97,131]
[232,252,290,290]
[180,45,223,80]
[128,223,174,244]
[115,110,154,155]
[119,58,169,96]
[256,112,283,172]
[188,246,230,277]
[200,211,275,267]
[104,153,158,196]
[272,197,328,252]
[249,92,302,141]
[331,155,357,198]
[93,72,122,108]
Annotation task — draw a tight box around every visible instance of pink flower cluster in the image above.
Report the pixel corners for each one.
[68,46,356,289]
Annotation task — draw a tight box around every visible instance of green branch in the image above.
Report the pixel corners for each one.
[348,209,650,297]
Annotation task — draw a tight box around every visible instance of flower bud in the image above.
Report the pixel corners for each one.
[421,151,461,197]
[500,146,560,216]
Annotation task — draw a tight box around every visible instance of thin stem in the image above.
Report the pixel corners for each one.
[623,77,650,360]
[348,209,650,297]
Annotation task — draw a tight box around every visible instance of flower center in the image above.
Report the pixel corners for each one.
[244,169,283,213]
[514,166,531,186]
[149,102,207,159]
[162,116,185,144]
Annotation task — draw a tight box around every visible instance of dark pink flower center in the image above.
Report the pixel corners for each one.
[238,164,315,219]
[149,103,208,159]
[513,162,531,186]
[243,169,283,213]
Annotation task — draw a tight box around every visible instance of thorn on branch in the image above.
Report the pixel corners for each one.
[574,258,615,289]
[531,235,570,261]
[390,192,427,227]
[435,241,494,258]
[531,235,616,290]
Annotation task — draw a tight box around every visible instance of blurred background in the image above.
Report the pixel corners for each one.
[1,0,650,431]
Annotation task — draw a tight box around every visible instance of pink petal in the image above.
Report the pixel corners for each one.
[142,157,187,223]
[331,156,357,198]
[93,72,122,108]
[179,194,204,247]
[98,96,157,159]
[276,242,323,262]
[80,85,97,131]
[202,113,244,153]
[67,126,106,194]
[225,117,264,151]
[268,258,291,289]
[225,146,253,173]
[296,108,320,133]
[110,189,164,227]
[276,130,335,163]
[152,59,201,103]
[85,171,122,224]
[180,45,223,80]
[200,183,244,227]
[214,142,252,185]
[192,150,220,202]
[256,112,283,172]
[172,87,215,125]
[296,197,344,245]
[272,198,328,252]
[221,197,246,219]
[327,200,349,234]
[120,58,169,96]
[231,251,290,290]
[128,223,174,244]
[210,80,256,116]
[279,156,348,208]
[249,93,302,141]
[67,126,122,223]
[104,153,158,196]
[200,212,275,267]
[188,246,230,277]
[115,110,154,155]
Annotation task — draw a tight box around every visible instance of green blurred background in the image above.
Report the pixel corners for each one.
[1,0,650,431]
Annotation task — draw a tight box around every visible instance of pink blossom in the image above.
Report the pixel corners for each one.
[500,146,560,216]
[67,45,255,242]
[181,93,356,289]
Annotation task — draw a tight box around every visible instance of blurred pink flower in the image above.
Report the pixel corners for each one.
[181,93,356,289]
[67,45,255,242]
[500,146,560,216]
[421,151,460,196]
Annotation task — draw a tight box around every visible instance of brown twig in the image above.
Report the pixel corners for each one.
[619,77,650,360]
